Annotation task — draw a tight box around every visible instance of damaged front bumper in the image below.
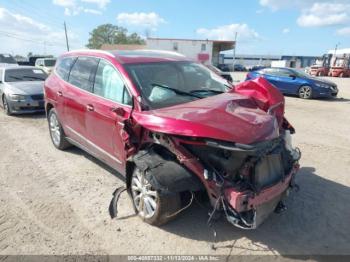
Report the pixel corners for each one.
[223,164,299,229]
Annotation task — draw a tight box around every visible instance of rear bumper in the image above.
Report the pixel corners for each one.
[225,164,299,213]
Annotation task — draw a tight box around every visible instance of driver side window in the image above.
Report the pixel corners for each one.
[94,60,132,105]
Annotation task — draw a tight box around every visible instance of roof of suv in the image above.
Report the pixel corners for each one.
[64,49,191,64]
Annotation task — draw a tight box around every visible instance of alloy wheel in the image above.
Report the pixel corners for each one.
[49,113,61,146]
[131,169,158,219]
[299,86,312,99]
[3,97,9,113]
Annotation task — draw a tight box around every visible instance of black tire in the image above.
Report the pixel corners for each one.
[298,85,313,99]
[130,167,181,226]
[339,72,344,78]
[48,108,71,150]
[2,96,12,116]
[317,71,322,77]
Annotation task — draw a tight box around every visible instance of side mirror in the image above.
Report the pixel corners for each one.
[289,74,296,79]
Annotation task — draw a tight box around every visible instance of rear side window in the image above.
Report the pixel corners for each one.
[94,59,132,105]
[68,57,99,92]
[56,57,76,81]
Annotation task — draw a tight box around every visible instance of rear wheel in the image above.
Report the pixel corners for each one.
[317,71,323,77]
[298,86,312,99]
[48,108,71,150]
[2,96,12,116]
[339,72,344,78]
[131,167,181,226]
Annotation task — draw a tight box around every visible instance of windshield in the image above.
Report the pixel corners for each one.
[125,61,231,109]
[0,54,17,64]
[290,68,311,78]
[5,68,47,82]
[44,59,56,67]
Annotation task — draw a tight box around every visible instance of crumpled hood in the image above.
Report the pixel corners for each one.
[6,81,44,95]
[132,92,279,144]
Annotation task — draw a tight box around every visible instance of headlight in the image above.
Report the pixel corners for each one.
[315,83,330,88]
[9,94,26,101]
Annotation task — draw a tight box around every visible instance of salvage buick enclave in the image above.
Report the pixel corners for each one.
[44,50,301,229]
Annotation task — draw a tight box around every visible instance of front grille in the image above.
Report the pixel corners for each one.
[31,94,44,100]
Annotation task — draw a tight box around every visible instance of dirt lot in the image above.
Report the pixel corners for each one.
[0,73,350,258]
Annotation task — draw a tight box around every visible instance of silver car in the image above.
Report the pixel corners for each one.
[0,66,47,115]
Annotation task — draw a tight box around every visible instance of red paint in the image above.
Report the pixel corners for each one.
[45,50,300,227]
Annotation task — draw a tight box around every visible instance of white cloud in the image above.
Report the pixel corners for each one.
[282,28,290,34]
[297,3,350,27]
[81,0,110,9]
[0,7,82,55]
[53,0,108,16]
[336,26,350,36]
[83,8,102,15]
[117,12,166,30]
[196,24,260,41]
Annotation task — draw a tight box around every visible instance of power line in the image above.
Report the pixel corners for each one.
[0,30,66,47]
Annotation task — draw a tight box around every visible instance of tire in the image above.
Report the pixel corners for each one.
[130,167,181,226]
[2,95,12,116]
[48,108,71,150]
[298,85,313,99]
[317,71,323,77]
[339,72,344,78]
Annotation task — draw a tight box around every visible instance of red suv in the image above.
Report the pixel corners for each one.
[44,50,301,229]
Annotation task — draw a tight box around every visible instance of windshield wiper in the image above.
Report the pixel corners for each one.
[190,89,225,94]
[151,83,202,98]
[23,76,45,81]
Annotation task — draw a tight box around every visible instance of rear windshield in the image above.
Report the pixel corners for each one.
[44,59,56,67]
[5,68,47,82]
[0,54,17,64]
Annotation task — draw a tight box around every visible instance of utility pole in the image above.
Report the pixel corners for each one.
[64,21,70,52]
[333,42,340,66]
[232,32,238,70]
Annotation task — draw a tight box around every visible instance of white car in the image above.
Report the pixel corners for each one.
[35,58,56,74]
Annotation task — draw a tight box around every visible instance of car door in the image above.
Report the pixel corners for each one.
[85,59,133,172]
[62,56,99,147]
[262,68,294,94]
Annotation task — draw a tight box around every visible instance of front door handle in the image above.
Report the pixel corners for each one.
[86,104,94,112]
[57,91,63,97]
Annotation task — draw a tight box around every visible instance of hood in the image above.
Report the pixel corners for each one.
[132,92,279,144]
[308,76,336,86]
[6,81,44,95]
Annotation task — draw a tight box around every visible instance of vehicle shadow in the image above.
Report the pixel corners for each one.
[285,95,350,102]
[12,111,46,119]
[160,167,350,257]
[65,146,126,182]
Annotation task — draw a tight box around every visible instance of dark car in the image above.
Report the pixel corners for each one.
[44,49,301,229]
[233,64,246,71]
[206,64,233,82]
[246,67,338,99]
[217,63,234,72]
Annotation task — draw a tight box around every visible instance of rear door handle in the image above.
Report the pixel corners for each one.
[86,104,94,112]
[57,91,63,97]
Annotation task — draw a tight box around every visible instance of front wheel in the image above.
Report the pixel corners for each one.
[298,86,313,99]
[2,96,12,116]
[48,108,71,150]
[130,167,181,226]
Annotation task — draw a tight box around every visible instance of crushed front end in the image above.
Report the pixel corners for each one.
[181,131,300,229]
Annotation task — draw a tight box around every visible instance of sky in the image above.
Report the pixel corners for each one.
[0,0,349,57]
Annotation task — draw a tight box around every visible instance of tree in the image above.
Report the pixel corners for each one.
[86,24,145,49]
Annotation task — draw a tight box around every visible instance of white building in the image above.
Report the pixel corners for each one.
[146,38,235,66]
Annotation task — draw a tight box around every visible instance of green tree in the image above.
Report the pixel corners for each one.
[86,24,145,49]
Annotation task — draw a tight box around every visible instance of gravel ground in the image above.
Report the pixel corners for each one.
[0,73,349,259]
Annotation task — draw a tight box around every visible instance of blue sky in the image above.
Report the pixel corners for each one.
[0,0,349,56]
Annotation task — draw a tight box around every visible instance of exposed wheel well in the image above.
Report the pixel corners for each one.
[46,103,54,117]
